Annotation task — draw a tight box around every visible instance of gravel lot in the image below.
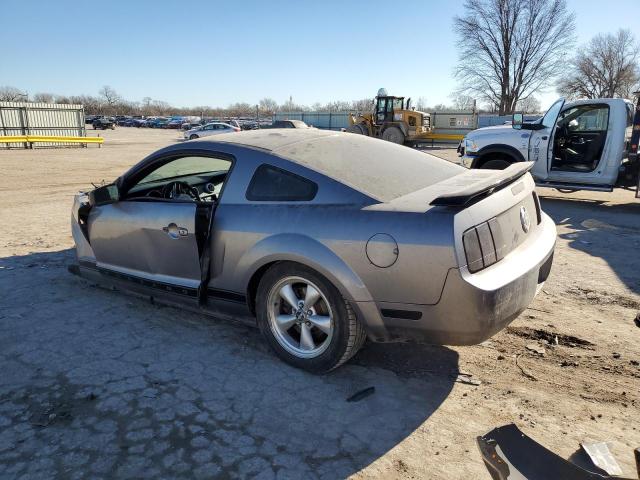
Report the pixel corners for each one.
[1,127,639,479]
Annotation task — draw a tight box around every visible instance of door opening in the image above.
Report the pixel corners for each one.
[550,104,609,173]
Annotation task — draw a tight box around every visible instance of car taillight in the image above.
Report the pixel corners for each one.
[462,218,503,273]
[234,127,240,132]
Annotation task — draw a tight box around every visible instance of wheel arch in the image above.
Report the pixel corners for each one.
[240,233,375,314]
[472,144,525,168]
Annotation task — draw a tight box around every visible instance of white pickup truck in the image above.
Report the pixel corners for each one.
[459,98,639,195]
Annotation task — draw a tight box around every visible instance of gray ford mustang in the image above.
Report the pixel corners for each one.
[71,129,556,373]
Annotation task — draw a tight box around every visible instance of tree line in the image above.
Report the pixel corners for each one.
[0,85,378,117]
[454,0,639,115]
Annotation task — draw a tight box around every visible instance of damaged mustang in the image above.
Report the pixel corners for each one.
[71,129,556,372]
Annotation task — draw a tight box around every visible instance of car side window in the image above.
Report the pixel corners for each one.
[246,164,318,201]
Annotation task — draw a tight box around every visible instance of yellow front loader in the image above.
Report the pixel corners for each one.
[347,90,433,145]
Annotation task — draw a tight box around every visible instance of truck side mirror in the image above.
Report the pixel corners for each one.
[89,184,119,206]
[512,112,524,130]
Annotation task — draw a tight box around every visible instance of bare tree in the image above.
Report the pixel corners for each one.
[99,86,121,113]
[454,0,574,115]
[350,98,373,112]
[32,92,56,103]
[516,95,541,113]
[451,93,476,111]
[558,29,640,99]
[0,86,28,102]
[259,98,279,114]
[414,97,429,112]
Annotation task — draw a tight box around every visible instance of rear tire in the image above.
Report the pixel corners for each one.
[382,126,405,144]
[480,158,511,170]
[256,262,366,374]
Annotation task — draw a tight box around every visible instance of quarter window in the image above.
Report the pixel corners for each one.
[246,164,317,201]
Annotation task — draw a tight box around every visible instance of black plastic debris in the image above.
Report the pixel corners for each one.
[346,386,375,402]
[476,424,636,480]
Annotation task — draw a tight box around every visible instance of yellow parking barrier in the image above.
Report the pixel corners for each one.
[0,135,104,146]
[422,133,465,141]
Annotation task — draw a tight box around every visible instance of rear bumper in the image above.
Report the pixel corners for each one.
[357,213,556,345]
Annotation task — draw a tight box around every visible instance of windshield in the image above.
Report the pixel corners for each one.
[541,99,565,128]
[138,156,231,184]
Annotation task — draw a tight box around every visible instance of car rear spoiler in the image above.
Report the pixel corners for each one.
[430,162,534,207]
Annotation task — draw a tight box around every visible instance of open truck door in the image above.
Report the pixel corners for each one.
[513,98,565,182]
[630,95,640,198]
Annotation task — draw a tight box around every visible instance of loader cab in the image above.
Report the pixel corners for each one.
[375,96,404,124]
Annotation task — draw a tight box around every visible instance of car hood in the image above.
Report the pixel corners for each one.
[465,124,532,141]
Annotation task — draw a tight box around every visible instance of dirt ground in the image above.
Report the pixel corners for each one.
[1,127,639,479]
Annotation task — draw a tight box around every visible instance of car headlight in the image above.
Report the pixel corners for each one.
[465,138,479,153]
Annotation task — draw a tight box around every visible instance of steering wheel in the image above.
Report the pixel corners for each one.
[161,181,200,200]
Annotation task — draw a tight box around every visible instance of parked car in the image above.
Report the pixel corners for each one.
[85,115,98,124]
[459,97,637,194]
[116,117,132,126]
[260,120,311,129]
[182,122,202,131]
[184,122,239,140]
[166,119,185,129]
[146,117,169,128]
[71,129,556,372]
[92,117,115,130]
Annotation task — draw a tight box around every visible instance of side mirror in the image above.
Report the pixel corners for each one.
[89,184,119,206]
[512,112,524,130]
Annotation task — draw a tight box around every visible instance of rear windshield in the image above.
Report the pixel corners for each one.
[275,134,463,202]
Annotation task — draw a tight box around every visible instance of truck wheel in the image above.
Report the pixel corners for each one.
[346,124,367,135]
[256,262,366,374]
[382,126,405,144]
[480,158,511,170]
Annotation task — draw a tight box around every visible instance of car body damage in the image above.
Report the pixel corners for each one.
[70,129,557,371]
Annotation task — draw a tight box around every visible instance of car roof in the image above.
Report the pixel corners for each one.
[200,129,462,202]
[205,128,335,150]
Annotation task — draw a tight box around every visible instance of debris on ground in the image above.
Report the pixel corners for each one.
[526,344,546,356]
[580,441,623,476]
[477,424,636,480]
[515,354,538,381]
[455,374,481,386]
[29,403,73,427]
[507,327,595,349]
[346,386,375,402]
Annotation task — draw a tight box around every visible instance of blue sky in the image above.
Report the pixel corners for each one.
[2,0,637,110]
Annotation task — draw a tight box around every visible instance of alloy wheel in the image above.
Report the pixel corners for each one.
[266,276,334,358]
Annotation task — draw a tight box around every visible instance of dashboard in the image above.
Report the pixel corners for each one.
[126,171,227,202]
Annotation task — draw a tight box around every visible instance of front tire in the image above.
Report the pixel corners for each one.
[382,126,405,144]
[346,123,368,135]
[189,134,199,140]
[256,262,366,373]
[480,158,511,169]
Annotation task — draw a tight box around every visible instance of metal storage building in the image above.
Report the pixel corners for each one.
[0,101,86,149]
